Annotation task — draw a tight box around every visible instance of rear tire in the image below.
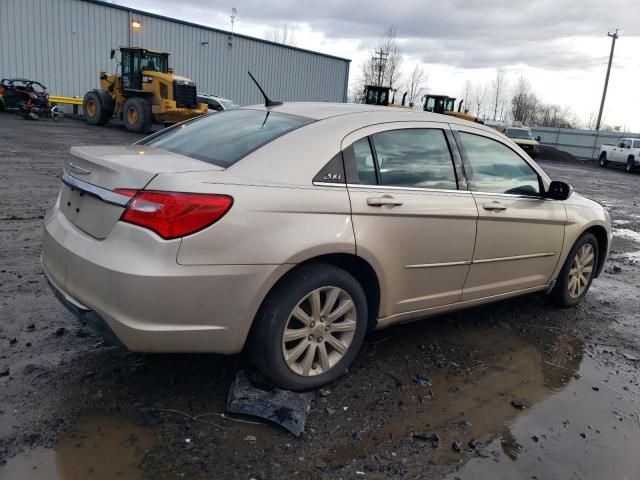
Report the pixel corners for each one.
[599,152,607,168]
[550,233,599,308]
[123,97,152,133]
[248,264,368,390]
[83,91,111,126]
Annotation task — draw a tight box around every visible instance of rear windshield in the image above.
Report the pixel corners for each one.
[142,109,314,168]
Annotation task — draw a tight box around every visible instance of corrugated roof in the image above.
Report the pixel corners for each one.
[83,0,351,63]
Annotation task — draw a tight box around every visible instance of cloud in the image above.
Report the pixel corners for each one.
[120,0,637,70]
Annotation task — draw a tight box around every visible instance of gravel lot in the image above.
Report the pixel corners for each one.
[1,113,639,480]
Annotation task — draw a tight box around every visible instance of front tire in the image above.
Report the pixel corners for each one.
[626,157,635,173]
[599,152,608,168]
[248,264,368,390]
[550,233,599,308]
[123,97,152,133]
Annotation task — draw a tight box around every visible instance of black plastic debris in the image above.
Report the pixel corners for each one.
[226,370,316,437]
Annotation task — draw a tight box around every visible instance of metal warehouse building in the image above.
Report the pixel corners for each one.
[0,0,350,105]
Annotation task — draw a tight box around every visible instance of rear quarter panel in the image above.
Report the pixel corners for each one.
[145,172,355,266]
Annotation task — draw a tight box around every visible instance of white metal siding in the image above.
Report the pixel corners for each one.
[0,0,350,104]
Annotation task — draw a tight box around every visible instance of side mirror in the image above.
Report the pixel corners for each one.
[110,49,115,60]
[536,136,541,142]
[545,180,573,201]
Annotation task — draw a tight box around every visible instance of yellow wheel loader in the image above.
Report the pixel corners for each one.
[422,94,482,123]
[362,85,412,109]
[83,47,207,133]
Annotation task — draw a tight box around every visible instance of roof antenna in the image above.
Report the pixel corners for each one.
[248,71,282,107]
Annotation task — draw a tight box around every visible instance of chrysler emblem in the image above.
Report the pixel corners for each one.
[66,160,91,175]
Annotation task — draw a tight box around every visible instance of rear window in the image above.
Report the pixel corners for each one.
[142,109,314,168]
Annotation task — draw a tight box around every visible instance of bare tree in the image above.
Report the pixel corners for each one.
[490,67,508,121]
[534,104,576,128]
[472,83,488,118]
[510,75,537,124]
[402,64,428,107]
[265,24,297,46]
[378,25,402,89]
[584,111,598,130]
[460,80,473,113]
[353,24,403,103]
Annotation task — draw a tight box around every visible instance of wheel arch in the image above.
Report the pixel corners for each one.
[250,253,381,341]
[584,225,608,277]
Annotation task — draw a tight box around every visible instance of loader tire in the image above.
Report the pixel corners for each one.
[83,91,111,126]
[124,97,152,133]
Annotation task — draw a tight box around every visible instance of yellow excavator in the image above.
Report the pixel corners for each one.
[83,47,207,133]
[422,94,482,123]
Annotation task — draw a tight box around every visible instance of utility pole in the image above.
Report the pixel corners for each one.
[372,49,388,86]
[596,29,619,130]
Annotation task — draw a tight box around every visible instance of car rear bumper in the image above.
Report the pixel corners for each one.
[45,270,125,348]
[42,201,289,354]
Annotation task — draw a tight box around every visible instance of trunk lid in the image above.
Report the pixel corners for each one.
[60,145,222,239]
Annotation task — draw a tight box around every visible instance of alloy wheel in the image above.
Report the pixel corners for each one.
[281,286,357,376]
[567,244,595,298]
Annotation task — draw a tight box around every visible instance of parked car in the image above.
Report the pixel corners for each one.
[599,137,640,172]
[496,126,541,158]
[0,78,62,120]
[197,94,239,113]
[42,103,611,390]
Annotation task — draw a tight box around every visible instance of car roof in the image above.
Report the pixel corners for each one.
[241,102,496,132]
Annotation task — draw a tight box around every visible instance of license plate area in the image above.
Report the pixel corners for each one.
[60,184,124,239]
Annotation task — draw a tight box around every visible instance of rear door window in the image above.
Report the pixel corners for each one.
[142,109,314,168]
[633,140,640,149]
[370,129,458,190]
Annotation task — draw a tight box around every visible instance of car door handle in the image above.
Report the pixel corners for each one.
[482,201,508,211]
[367,195,403,207]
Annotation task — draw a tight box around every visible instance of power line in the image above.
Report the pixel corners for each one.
[372,49,389,86]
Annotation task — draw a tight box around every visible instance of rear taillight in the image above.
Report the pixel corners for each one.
[114,190,233,240]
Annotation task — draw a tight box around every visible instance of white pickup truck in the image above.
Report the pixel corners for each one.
[599,137,640,172]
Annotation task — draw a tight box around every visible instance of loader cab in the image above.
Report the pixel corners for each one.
[363,85,392,106]
[119,47,170,91]
[423,94,456,114]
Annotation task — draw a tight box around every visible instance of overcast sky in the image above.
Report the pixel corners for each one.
[113,0,640,130]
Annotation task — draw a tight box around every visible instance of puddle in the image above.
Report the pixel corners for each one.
[0,411,156,480]
[613,228,640,243]
[443,355,640,479]
[317,327,586,470]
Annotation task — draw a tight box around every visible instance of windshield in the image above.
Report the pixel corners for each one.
[140,52,168,73]
[506,128,534,140]
[142,109,314,167]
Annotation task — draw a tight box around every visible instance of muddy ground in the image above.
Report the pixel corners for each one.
[1,113,639,480]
